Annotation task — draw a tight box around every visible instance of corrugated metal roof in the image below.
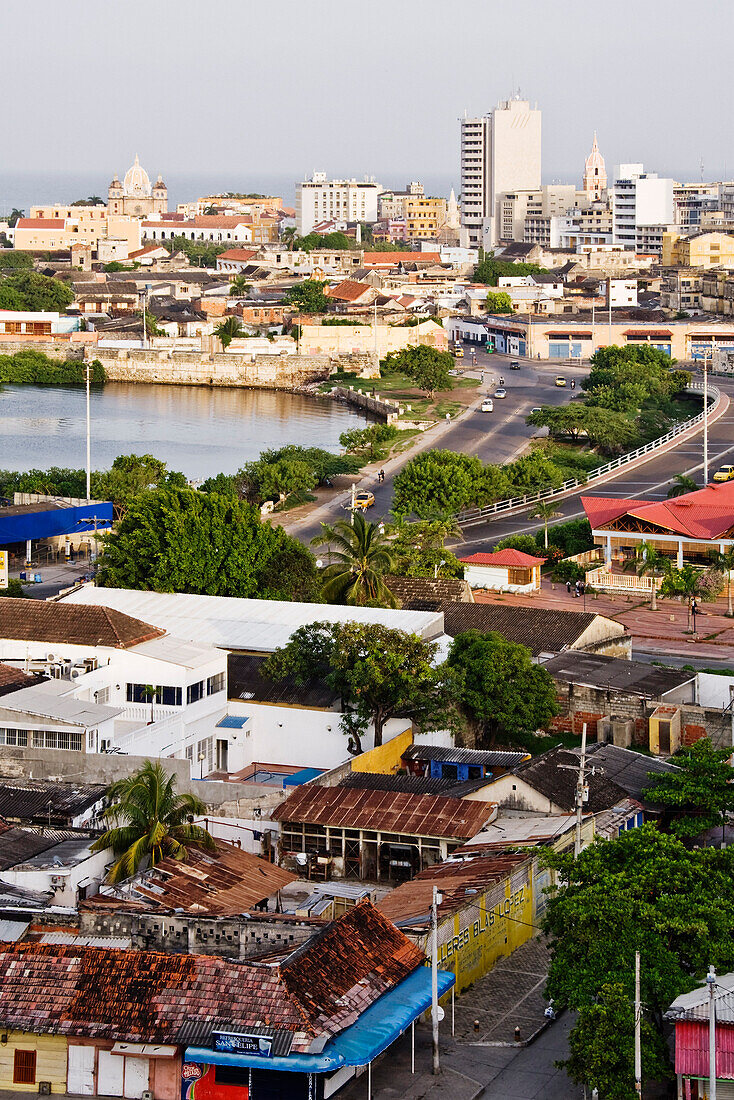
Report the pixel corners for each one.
[272,785,495,840]
[0,780,105,824]
[542,652,694,697]
[40,933,132,949]
[60,588,445,652]
[0,681,122,727]
[0,919,29,942]
[216,716,249,729]
[402,745,530,768]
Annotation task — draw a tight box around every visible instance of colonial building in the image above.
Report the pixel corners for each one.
[582,133,607,202]
[108,156,168,217]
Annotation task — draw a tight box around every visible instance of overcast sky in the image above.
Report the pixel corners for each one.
[4,0,734,192]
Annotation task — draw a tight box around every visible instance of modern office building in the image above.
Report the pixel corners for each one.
[612,164,675,252]
[296,173,382,235]
[459,96,542,249]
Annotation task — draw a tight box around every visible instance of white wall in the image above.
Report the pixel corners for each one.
[479,773,564,813]
[3,845,112,907]
[636,177,674,227]
[696,673,734,709]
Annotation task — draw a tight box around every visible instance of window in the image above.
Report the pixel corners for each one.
[187,680,204,705]
[207,672,226,696]
[0,728,28,746]
[508,567,532,585]
[127,683,182,706]
[13,1050,36,1085]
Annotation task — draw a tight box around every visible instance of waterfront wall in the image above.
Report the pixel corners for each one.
[331,385,399,422]
[85,346,379,389]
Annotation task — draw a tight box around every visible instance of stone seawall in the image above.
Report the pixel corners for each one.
[331,385,398,422]
[0,340,85,360]
[85,346,379,390]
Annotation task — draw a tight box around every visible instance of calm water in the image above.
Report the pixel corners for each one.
[0,382,368,479]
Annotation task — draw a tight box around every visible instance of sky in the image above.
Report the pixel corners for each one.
[2,0,734,202]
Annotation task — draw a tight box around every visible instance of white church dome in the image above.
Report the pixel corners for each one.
[123,155,152,198]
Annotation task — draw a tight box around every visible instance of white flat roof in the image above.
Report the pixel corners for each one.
[130,635,224,669]
[59,588,445,653]
[0,680,122,727]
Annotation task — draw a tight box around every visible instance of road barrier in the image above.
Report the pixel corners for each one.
[455,381,720,528]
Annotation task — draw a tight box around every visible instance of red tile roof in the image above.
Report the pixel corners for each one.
[325,280,374,303]
[0,903,422,1048]
[0,599,165,649]
[0,663,36,695]
[15,219,66,230]
[460,549,546,567]
[363,251,441,267]
[582,482,734,539]
[273,785,495,840]
[218,248,258,261]
[143,216,249,229]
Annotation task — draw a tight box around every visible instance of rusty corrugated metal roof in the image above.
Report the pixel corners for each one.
[272,785,495,840]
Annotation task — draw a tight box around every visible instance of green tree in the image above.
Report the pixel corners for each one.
[485,290,513,314]
[563,982,669,1100]
[0,251,34,271]
[339,423,398,462]
[473,251,547,286]
[382,345,454,400]
[257,458,317,501]
[7,209,24,228]
[166,236,226,268]
[387,516,463,579]
[0,272,73,311]
[527,405,638,455]
[659,563,713,626]
[493,534,543,556]
[447,630,558,746]
[529,500,561,549]
[542,825,734,1085]
[92,453,186,519]
[214,315,243,348]
[229,275,252,297]
[264,622,458,751]
[283,279,329,313]
[199,472,240,498]
[625,541,671,611]
[709,545,734,616]
[97,487,320,601]
[91,761,216,884]
[0,350,105,386]
[312,512,397,607]
[643,737,734,840]
[0,578,28,598]
[392,450,485,517]
[667,473,699,499]
[508,450,565,494]
[71,196,104,206]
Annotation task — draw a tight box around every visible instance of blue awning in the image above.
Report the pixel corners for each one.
[185,966,455,1075]
[0,502,114,546]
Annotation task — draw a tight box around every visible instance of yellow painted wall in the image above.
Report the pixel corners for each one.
[0,1032,68,1093]
[351,728,413,774]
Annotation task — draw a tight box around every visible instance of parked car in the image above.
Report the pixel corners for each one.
[481,399,494,413]
[555,376,567,387]
[713,464,734,483]
[352,490,375,510]
[494,388,507,399]
[452,345,464,358]
[530,407,542,414]
[510,360,520,370]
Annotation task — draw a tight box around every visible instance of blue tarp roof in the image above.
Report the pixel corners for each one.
[185,966,455,1075]
[283,768,324,788]
[216,716,249,729]
[0,502,113,546]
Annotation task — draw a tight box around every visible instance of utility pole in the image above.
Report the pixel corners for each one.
[350,482,355,527]
[574,722,588,856]
[431,884,441,1075]
[85,359,91,502]
[634,951,642,1100]
[708,965,717,1100]
[608,277,612,346]
[704,352,710,485]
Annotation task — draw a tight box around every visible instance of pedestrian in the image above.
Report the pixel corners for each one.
[379,468,385,483]
[579,580,585,597]
[566,580,572,594]
[574,581,580,598]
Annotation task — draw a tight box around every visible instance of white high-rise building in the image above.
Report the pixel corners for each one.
[612,164,675,252]
[459,97,542,249]
[295,173,382,235]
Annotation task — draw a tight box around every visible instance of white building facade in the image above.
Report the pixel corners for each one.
[612,165,675,252]
[295,173,382,235]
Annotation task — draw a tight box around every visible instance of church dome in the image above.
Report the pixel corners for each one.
[585,132,606,175]
[123,155,152,198]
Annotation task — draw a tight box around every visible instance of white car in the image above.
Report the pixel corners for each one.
[481,399,494,413]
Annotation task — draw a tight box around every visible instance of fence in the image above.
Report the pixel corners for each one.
[456,381,720,527]
[585,567,659,593]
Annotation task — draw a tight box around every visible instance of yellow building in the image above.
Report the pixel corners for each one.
[662,230,734,268]
[13,210,141,254]
[0,1031,68,1093]
[406,195,448,240]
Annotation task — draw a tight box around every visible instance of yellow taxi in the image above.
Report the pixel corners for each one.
[554,376,567,387]
[452,345,464,358]
[353,490,376,510]
[713,465,734,483]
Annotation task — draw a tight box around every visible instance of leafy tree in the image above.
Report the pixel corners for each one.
[0,271,73,311]
[544,518,594,558]
[312,512,397,607]
[530,500,562,549]
[214,315,243,348]
[283,279,329,313]
[563,982,669,1100]
[71,196,104,206]
[527,405,638,455]
[0,578,29,598]
[643,737,734,840]
[493,534,543,556]
[381,345,454,400]
[667,473,698,498]
[339,423,398,462]
[542,825,734,1086]
[473,251,547,286]
[7,209,24,228]
[0,251,33,271]
[0,350,105,386]
[659,563,718,626]
[263,622,458,751]
[624,541,671,611]
[240,446,360,502]
[199,472,240,498]
[387,517,463,579]
[485,290,514,314]
[709,545,734,616]
[257,458,317,501]
[91,760,216,884]
[97,487,320,601]
[166,236,226,268]
[393,450,485,517]
[507,450,565,494]
[292,232,356,252]
[447,630,558,746]
[93,453,186,518]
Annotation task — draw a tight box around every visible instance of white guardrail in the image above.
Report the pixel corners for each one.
[455,381,720,527]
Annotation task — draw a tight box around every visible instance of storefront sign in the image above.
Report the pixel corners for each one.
[182,1064,203,1081]
[213,1032,273,1058]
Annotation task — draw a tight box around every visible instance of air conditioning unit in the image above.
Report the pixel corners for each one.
[70,668,83,679]
[50,876,64,887]
[83,657,99,672]
[50,665,63,680]
[46,653,55,663]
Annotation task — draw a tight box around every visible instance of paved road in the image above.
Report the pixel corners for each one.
[289,350,588,544]
[454,370,734,554]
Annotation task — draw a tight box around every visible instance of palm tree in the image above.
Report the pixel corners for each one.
[661,564,709,630]
[710,546,734,617]
[529,500,562,549]
[667,474,698,498]
[229,275,251,297]
[625,540,671,610]
[91,761,216,884]
[215,315,243,349]
[312,512,397,607]
[141,684,158,726]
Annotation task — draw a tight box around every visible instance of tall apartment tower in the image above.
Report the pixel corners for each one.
[460,97,542,249]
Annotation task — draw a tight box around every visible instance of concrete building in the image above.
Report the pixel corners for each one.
[405,194,448,241]
[12,213,141,255]
[459,97,542,249]
[107,155,167,217]
[612,164,675,252]
[378,181,424,221]
[673,183,722,231]
[582,133,607,201]
[459,549,545,593]
[295,172,382,235]
[661,229,734,268]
